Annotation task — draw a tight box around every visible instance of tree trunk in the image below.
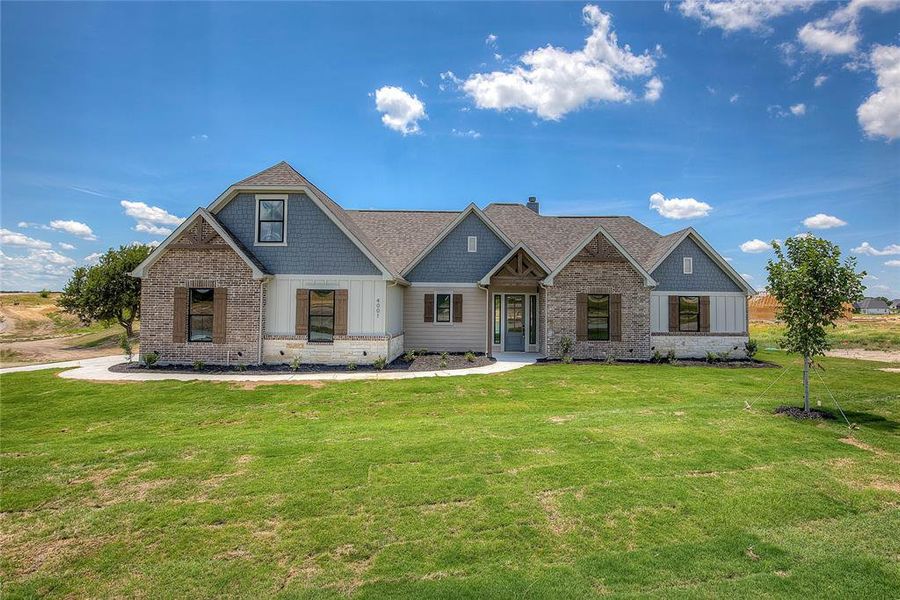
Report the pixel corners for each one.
[119,312,134,338]
[803,355,810,413]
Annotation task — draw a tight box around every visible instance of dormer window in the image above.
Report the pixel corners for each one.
[256,194,287,245]
[468,236,477,253]
[683,257,693,275]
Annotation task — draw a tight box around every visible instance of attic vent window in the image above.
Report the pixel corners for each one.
[467,236,477,253]
[683,257,693,275]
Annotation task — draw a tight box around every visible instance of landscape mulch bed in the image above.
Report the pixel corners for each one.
[110,353,494,375]
[774,405,836,420]
[536,358,778,368]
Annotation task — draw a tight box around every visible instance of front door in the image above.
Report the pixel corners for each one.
[504,294,525,351]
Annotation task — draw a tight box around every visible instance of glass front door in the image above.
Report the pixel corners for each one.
[504,295,525,351]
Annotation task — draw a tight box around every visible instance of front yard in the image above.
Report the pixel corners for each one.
[1,352,898,598]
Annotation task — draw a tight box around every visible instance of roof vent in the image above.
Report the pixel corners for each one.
[526,196,539,214]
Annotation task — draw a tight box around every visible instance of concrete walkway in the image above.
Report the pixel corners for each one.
[0,353,539,383]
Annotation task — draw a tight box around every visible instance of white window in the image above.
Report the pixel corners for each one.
[683,257,693,275]
[467,236,477,253]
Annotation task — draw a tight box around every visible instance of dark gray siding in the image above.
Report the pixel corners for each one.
[652,236,742,292]
[216,193,380,275]
[406,212,510,282]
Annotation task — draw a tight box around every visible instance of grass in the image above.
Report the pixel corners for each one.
[750,315,900,351]
[1,351,898,598]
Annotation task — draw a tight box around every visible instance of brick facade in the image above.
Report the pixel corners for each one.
[139,220,265,366]
[545,234,651,360]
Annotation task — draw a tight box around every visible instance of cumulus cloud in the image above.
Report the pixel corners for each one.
[648,192,712,219]
[48,219,97,240]
[853,241,900,256]
[0,228,52,249]
[58,242,76,251]
[0,248,77,289]
[768,104,806,118]
[83,252,103,265]
[460,5,662,121]
[797,0,900,56]
[858,45,900,141]
[679,0,815,32]
[121,200,185,236]
[802,213,846,229]
[790,103,807,116]
[814,74,829,87]
[373,86,427,135]
[485,33,498,47]
[886,259,900,267]
[740,239,772,253]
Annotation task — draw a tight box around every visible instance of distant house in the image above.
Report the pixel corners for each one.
[854,297,891,315]
[891,299,900,311]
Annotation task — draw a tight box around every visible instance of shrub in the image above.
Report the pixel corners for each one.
[652,350,663,364]
[464,351,476,363]
[192,360,205,371]
[559,336,574,362]
[744,338,759,359]
[234,363,246,372]
[717,350,731,362]
[39,289,51,299]
[417,348,429,356]
[440,351,449,361]
[666,350,676,363]
[605,352,616,364]
[705,351,719,364]
[373,356,386,370]
[142,351,159,368]
[290,356,302,372]
[347,361,357,371]
[440,360,448,369]
[403,350,416,362]
[562,354,573,364]
[119,333,133,362]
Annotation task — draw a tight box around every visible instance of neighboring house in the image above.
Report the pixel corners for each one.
[854,297,891,315]
[891,299,900,311]
[131,162,755,365]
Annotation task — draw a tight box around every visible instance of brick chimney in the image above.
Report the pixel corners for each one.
[526,196,539,214]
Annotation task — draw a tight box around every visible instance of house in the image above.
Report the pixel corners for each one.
[854,297,891,315]
[891,299,900,311]
[131,162,755,365]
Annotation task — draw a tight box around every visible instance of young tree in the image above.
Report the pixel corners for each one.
[58,244,152,337]
[766,235,865,413]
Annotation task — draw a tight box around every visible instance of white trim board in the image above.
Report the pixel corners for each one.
[408,282,480,288]
[651,290,748,297]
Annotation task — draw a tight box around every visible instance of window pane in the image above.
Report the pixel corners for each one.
[259,200,283,220]
[587,294,610,341]
[190,288,214,315]
[436,294,451,323]
[309,290,334,342]
[189,315,213,342]
[679,296,699,332]
[259,220,283,243]
[493,295,501,344]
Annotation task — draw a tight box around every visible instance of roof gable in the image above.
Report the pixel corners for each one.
[649,229,754,294]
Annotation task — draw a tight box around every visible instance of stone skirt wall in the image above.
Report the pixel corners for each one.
[650,334,749,359]
[263,333,404,365]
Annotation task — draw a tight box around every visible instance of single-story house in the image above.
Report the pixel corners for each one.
[854,297,891,315]
[131,162,755,365]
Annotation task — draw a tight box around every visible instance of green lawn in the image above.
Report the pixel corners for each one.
[2,352,898,598]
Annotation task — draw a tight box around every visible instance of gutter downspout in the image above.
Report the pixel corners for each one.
[477,283,490,356]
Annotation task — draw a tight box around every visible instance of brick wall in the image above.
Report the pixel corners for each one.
[546,236,651,360]
[139,224,264,366]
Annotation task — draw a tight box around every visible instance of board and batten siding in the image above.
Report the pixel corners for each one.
[386,283,404,336]
[265,276,387,336]
[650,292,747,333]
[403,286,487,353]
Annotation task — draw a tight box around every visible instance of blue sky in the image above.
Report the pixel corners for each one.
[2,1,898,294]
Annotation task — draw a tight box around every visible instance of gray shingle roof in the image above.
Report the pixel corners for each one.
[857,297,890,309]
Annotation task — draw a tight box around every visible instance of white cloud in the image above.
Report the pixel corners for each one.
[0,228,52,249]
[886,259,900,267]
[191,133,208,142]
[768,104,806,118]
[451,128,482,139]
[439,70,462,92]
[814,74,829,87]
[798,0,900,57]
[740,273,754,280]
[373,86,427,135]
[460,5,661,121]
[121,200,185,236]
[58,242,76,251]
[790,103,807,116]
[648,192,712,219]
[802,213,846,229]
[853,241,900,256]
[0,248,77,289]
[730,93,740,103]
[485,33,498,47]
[679,0,815,32]
[740,239,772,253]
[858,45,900,141]
[83,252,102,265]
[48,220,96,240]
[644,77,664,102]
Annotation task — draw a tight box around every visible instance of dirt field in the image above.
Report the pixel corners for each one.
[0,293,136,367]
[750,314,900,352]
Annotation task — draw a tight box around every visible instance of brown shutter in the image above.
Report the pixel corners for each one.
[668,295,679,332]
[212,287,227,344]
[699,296,710,333]
[424,294,434,322]
[610,294,622,342]
[334,289,348,336]
[295,288,309,336]
[452,293,463,322]
[173,287,187,343]
[576,293,587,341]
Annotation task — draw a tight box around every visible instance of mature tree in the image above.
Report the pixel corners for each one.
[766,235,865,413]
[58,244,152,337]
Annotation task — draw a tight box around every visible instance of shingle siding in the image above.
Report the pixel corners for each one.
[406,213,510,282]
[215,193,380,275]
[652,237,742,292]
